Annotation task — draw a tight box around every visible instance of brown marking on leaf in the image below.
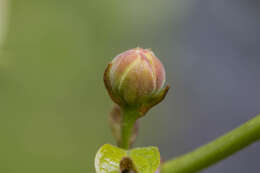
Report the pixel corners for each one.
[120,157,137,173]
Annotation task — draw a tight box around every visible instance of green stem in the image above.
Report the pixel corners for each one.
[161,114,260,173]
[120,107,139,149]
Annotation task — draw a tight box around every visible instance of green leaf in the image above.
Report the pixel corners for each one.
[95,144,160,173]
[129,147,160,173]
[95,144,127,173]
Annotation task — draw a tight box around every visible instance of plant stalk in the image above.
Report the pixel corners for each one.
[161,114,260,173]
[120,107,139,149]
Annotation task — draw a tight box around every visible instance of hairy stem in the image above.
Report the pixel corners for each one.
[120,108,139,149]
[161,114,260,173]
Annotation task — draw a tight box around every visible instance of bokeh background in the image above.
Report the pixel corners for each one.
[0,0,260,172]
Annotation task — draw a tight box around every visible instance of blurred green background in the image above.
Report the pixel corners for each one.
[1,0,260,173]
[0,0,185,172]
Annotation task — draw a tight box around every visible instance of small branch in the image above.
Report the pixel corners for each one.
[161,114,260,173]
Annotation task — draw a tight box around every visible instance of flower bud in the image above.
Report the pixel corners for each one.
[104,48,169,114]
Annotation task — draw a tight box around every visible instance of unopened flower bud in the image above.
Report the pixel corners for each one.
[104,48,169,115]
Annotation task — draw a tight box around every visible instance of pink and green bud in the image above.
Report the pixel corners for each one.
[104,48,169,115]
